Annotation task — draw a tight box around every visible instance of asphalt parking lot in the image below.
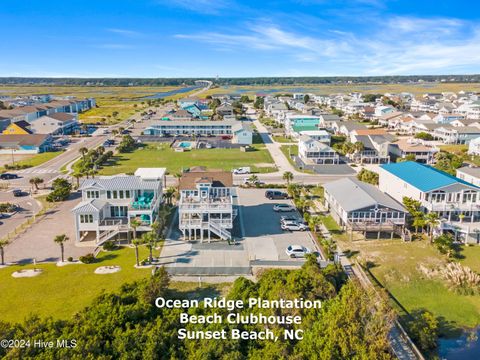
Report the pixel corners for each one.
[238,188,320,262]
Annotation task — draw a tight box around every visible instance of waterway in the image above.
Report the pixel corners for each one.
[141,86,201,99]
[438,328,480,359]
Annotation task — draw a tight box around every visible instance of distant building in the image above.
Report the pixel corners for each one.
[30,113,78,135]
[0,134,51,154]
[144,120,237,137]
[2,120,32,135]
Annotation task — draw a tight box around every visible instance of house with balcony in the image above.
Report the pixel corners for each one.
[379,161,480,244]
[323,178,407,239]
[389,138,438,164]
[298,135,340,164]
[433,125,480,144]
[72,168,166,244]
[178,169,235,242]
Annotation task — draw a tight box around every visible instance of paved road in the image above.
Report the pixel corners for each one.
[0,190,41,238]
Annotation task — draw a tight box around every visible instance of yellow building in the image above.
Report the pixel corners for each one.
[2,120,32,135]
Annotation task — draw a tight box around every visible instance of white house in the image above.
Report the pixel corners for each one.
[456,166,480,187]
[298,135,340,164]
[468,137,480,155]
[178,169,235,242]
[72,168,166,244]
[232,122,253,145]
[298,130,331,143]
[379,161,480,244]
[30,113,78,135]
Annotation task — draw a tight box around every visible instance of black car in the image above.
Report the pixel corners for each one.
[12,189,24,197]
[265,190,288,200]
[0,173,19,180]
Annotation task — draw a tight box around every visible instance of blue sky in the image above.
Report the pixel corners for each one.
[1,0,480,77]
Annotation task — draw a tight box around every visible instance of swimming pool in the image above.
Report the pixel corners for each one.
[178,142,192,148]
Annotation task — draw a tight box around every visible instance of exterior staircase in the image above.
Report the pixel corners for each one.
[208,220,232,241]
[97,225,128,245]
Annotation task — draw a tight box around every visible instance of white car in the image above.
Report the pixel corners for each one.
[273,204,295,212]
[281,221,308,231]
[286,245,311,258]
[233,167,251,175]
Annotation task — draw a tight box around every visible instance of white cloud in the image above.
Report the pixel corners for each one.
[175,16,480,75]
[107,28,142,37]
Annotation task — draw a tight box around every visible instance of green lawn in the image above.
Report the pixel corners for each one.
[272,135,294,143]
[0,247,154,322]
[337,237,480,333]
[0,246,230,323]
[97,142,276,175]
[4,151,64,170]
[279,145,315,174]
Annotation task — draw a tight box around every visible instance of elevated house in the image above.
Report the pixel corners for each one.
[319,114,342,131]
[323,178,407,239]
[348,129,393,164]
[456,166,480,187]
[72,168,166,244]
[298,135,339,164]
[389,138,438,164]
[433,125,480,144]
[178,169,236,242]
[379,161,480,244]
[231,122,253,145]
[468,137,480,155]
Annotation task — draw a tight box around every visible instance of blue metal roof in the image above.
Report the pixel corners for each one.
[380,161,478,192]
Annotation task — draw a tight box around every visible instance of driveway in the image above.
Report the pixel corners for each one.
[157,187,322,276]
[238,188,320,262]
[3,192,94,264]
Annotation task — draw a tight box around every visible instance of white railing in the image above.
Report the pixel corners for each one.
[99,218,124,227]
[209,220,231,240]
[179,202,232,211]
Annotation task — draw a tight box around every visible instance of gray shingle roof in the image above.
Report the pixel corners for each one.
[79,176,159,191]
[324,178,405,212]
[72,199,107,214]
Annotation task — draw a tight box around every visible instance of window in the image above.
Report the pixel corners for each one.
[119,190,124,199]
[463,190,477,203]
[125,190,130,198]
[86,190,99,199]
[107,191,111,199]
[80,214,94,223]
[113,191,118,199]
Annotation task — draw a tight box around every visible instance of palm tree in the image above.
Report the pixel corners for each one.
[53,234,69,263]
[132,238,141,267]
[111,129,119,137]
[353,141,365,155]
[141,232,156,263]
[130,218,141,243]
[29,177,44,191]
[247,174,258,184]
[96,146,105,155]
[308,216,322,232]
[0,239,10,265]
[425,212,440,243]
[72,170,83,188]
[283,171,294,185]
[79,147,88,160]
[164,187,176,205]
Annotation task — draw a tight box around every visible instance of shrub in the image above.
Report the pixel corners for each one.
[79,253,96,264]
[67,256,73,262]
[103,241,116,251]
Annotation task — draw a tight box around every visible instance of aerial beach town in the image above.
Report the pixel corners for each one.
[1,0,480,359]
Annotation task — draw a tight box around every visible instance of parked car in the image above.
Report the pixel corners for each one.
[286,245,312,258]
[233,167,251,175]
[281,220,308,231]
[265,190,288,200]
[273,204,295,212]
[280,215,299,224]
[103,129,110,134]
[0,173,19,180]
[12,189,25,197]
[243,178,264,186]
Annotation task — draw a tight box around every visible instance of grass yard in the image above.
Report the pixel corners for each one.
[0,246,230,323]
[336,237,480,334]
[280,145,315,174]
[272,135,294,143]
[5,150,64,170]
[97,142,276,175]
[438,144,468,155]
[0,247,151,322]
